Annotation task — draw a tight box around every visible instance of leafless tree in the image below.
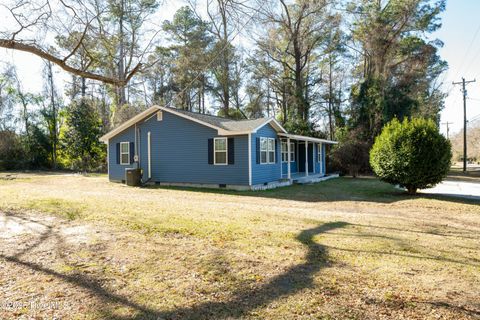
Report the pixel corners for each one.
[0,0,159,94]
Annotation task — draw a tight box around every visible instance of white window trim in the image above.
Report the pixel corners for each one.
[260,137,276,164]
[120,141,130,165]
[214,137,228,165]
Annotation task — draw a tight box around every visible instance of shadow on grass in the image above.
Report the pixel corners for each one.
[2,211,479,319]
[324,245,480,268]
[0,210,348,319]
[350,223,479,240]
[146,177,480,205]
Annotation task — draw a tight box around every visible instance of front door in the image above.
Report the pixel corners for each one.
[298,143,314,173]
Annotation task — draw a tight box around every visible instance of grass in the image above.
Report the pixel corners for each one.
[0,172,479,319]
[447,166,480,183]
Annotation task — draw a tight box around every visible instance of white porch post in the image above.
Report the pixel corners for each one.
[305,140,309,177]
[287,137,291,179]
[280,139,283,177]
[313,143,316,174]
[320,143,323,175]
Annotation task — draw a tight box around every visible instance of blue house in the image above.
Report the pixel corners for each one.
[100,105,337,190]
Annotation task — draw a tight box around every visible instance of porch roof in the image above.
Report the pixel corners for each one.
[277,133,338,144]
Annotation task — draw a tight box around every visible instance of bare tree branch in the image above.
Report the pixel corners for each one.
[0,39,139,86]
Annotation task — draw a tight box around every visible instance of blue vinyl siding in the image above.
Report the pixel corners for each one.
[108,127,136,181]
[107,108,328,187]
[108,111,249,185]
[282,161,298,174]
[251,124,281,185]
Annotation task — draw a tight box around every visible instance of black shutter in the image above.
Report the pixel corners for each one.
[130,142,135,164]
[256,137,260,164]
[208,138,214,164]
[228,138,234,164]
[116,143,120,164]
[275,139,278,163]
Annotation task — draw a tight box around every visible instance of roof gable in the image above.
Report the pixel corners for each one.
[100,105,160,142]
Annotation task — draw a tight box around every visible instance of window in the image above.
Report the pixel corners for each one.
[120,142,130,165]
[260,137,275,164]
[260,137,267,164]
[281,141,288,162]
[317,143,322,163]
[214,137,227,165]
[157,111,163,121]
[268,139,275,163]
[281,141,295,162]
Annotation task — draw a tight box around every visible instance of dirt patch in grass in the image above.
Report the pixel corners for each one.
[0,173,479,319]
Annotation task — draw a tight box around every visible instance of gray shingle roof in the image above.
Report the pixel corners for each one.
[166,107,270,132]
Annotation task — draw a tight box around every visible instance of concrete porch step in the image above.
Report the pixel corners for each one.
[292,174,340,185]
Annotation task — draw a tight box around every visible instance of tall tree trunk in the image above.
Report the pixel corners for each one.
[267,79,271,117]
[293,40,306,122]
[201,79,206,114]
[328,55,334,140]
[47,61,57,169]
[81,77,86,98]
[117,0,127,107]
[220,2,230,116]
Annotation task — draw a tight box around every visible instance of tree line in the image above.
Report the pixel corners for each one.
[0,0,447,172]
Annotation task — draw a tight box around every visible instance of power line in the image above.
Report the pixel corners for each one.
[469,113,480,123]
[452,77,476,172]
[444,21,480,99]
[456,22,480,77]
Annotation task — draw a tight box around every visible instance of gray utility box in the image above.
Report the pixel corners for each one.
[125,168,142,186]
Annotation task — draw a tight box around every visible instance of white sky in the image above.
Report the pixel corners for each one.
[1,0,479,136]
[433,0,480,136]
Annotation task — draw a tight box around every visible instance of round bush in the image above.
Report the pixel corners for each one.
[370,118,452,194]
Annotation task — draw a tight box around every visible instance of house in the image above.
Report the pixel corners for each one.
[100,105,337,190]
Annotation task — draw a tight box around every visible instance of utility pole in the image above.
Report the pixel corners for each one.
[453,78,476,173]
[441,122,453,139]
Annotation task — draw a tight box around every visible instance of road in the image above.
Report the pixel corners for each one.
[421,180,480,201]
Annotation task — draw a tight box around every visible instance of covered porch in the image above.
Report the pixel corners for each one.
[278,133,338,181]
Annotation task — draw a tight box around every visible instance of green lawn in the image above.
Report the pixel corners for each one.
[0,173,478,319]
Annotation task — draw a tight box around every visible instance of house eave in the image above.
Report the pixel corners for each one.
[100,104,301,144]
[99,105,161,143]
[277,133,338,144]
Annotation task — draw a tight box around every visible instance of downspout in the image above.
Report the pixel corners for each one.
[134,123,138,168]
[136,122,150,186]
